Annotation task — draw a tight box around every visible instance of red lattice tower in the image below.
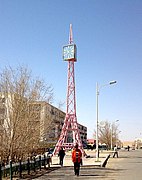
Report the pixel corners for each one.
[53,24,85,156]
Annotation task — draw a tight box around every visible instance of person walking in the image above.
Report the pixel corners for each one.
[113,145,118,158]
[72,143,82,176]
[58,147,65,166]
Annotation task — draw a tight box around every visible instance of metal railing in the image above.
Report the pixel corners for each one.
[0,155,51,180]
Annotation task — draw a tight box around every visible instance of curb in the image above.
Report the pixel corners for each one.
[101,154,110,167]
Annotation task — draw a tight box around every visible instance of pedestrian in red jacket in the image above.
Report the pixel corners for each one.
[72,143,82,176]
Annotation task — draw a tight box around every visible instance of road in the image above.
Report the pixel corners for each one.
[106,149,142,180]
[34,149,142,180]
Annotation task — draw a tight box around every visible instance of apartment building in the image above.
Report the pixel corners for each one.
[0,93,87,146]
[26,101,87,146]
[38,102,87,145]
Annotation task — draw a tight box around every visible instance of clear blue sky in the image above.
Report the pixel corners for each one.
[0,0,142,141]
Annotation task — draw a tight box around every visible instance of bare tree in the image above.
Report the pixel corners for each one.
[97,120,120,149]
[0,65,54,162]
[57,100,65,110]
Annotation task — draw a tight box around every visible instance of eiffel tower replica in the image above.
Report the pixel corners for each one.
[53,24,85,156]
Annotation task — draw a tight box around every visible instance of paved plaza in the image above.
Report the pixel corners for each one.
[34,149,113,180]
[11,149,142,179]
[51,149,110,167]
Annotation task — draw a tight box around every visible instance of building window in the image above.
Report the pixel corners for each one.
[0,108,5,114]
[49,133,55,138]
[0,98,5,103]
[0,119,4,125]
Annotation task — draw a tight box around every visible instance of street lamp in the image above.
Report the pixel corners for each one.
[111,120,119,150]
[96,80,117,161]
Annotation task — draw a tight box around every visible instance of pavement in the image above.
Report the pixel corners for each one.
[33,149,114,180]
[51,149,111,167]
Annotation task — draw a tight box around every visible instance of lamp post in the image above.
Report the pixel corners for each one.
[96,80,117,161]
[111,120,119,150]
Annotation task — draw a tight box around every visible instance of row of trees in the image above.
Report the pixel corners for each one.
[0,65,54,163]
[94,120,121,149]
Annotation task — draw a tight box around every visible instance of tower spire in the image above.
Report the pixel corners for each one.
[69,24,73,44]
